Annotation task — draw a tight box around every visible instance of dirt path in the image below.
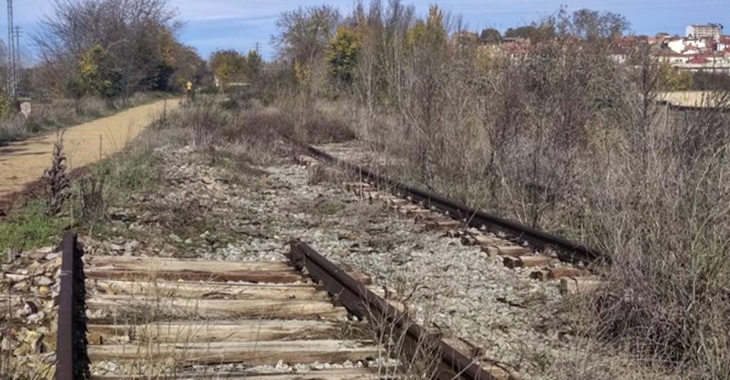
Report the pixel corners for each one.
[0,99,178,200]
[658,91,721,107]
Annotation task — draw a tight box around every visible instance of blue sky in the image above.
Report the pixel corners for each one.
[9,0,730,61]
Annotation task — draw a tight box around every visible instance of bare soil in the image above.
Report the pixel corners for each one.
[0,99,178,201]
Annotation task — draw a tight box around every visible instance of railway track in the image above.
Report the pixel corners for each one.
[56,233,517,380]
[300,145,607,293]
[48,141,614,380]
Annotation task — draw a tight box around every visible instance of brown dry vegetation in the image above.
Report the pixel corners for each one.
[230,1,730,378]
[150,97,354,167]
[2,0,728,377]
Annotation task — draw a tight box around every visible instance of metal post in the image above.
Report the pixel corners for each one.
[6,0,15,98]
[13,25,20,95]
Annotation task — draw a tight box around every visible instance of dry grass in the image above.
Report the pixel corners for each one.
[154,96,354,170]
[258,3,730,377]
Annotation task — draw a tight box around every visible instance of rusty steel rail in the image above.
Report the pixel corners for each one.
[305,145,607,265]
[56,233,90,380]
[289,241,500,380]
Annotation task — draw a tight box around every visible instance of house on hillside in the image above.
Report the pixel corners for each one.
[708,51,730,63]
[682,46,701,56]
[654,50,688,64]
[667,38,707,53]
[714,41,729,52]
[609,45,629,63]
[454,30,479,46]
[688,55,708,64]
[686,24,723,40]
[500,37,531,57]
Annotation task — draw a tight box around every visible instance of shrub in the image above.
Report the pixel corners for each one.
[42,133,71,216]
[261,2,730,375]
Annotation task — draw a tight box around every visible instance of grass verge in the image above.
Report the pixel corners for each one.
[0,92,171,147]
[0,200,71,254]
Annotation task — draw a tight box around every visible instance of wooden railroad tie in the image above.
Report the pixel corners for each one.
[560,276,606,295]
[502,255,557,269]
[530,267,591,282]
[295,155,318,167]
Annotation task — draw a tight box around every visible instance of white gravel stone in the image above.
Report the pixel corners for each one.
[80,144,660,380]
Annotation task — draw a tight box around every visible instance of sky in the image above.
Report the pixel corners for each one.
[7,0,730,62]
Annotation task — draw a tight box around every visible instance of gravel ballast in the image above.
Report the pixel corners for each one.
[77,144,671,380]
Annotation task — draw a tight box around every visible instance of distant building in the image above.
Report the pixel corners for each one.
[454,31,478,46]
[667,38,708,54]
[654,50,688,65]
[609,45,629,63]
[686,24,722,40]
[688,55,708,64]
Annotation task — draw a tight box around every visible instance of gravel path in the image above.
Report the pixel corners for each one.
[0,99,178,200]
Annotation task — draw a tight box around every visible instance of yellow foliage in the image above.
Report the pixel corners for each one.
[327,26,361,83]
[407,5,447,49]
[475,46,501,71]
[658,62,694,91]
[159,30,177,68]
[210,49,247,86]
[77,45,123,99]
[294,60,311,84]
[79,45,102,92]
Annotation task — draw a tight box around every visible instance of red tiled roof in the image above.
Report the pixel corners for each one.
[653,50,685,57]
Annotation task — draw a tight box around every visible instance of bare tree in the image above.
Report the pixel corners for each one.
[34,0,187,100]
[273,5,340,66]
[556,7,631,40]
[265,2,730,376]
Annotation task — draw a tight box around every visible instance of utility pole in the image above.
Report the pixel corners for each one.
[255,42,261,55]
[6,0,15,98]
[13,25,20,95]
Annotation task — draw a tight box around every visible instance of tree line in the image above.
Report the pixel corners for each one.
[32,0,207,104]
[263,2,730,377]
[266,3,636,100]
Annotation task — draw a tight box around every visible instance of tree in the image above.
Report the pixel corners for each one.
[273,5,340,96]
[505,26,531,38]
[479,28,501,44]
[210,49,247,86]
[504,24,555,42]
[34,0,199,100]
[558,8,630,40]
[78,45,123,102]
[168,44,208,91]
[658,62,693,91]
[407,5,447,49]
[273,5,340,67]
[327,26,360,84]
[246,50,263,80]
